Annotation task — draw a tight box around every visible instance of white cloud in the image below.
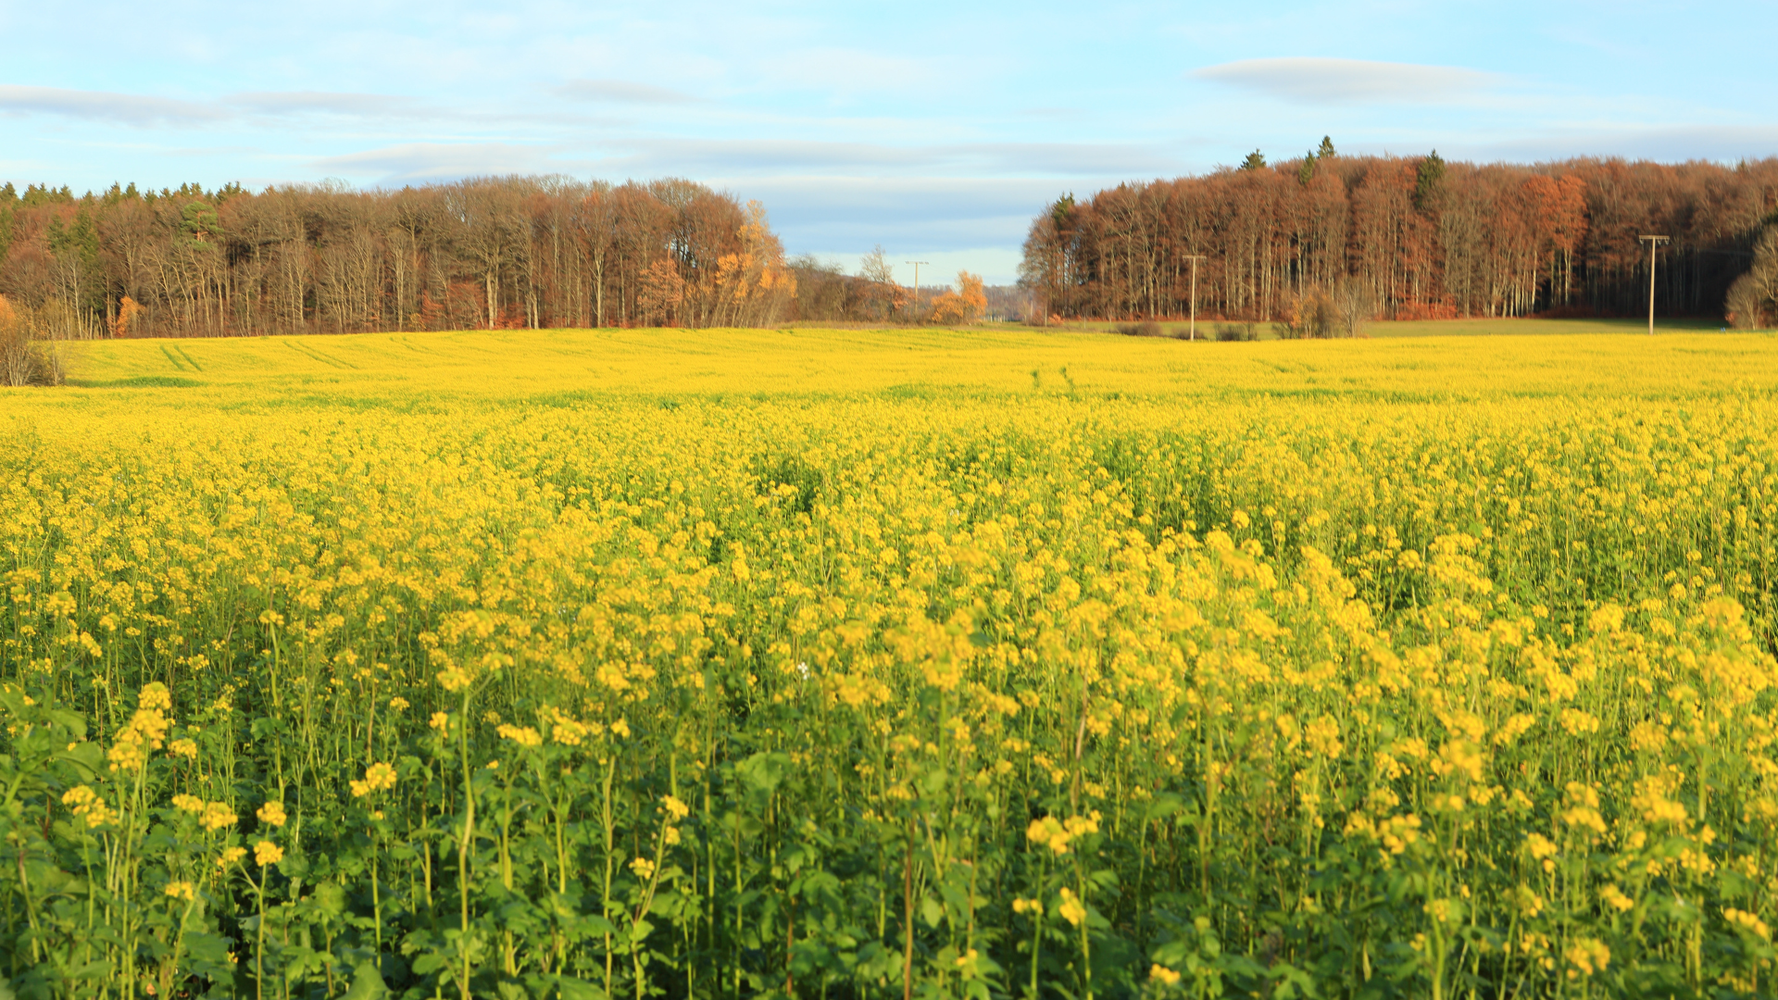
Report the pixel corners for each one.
[310,142,561,182]
[227,91,423,117]
[554,78,698,105]
[1460,124,1778,165]
[1193,57,1502,105]
[0,85,224,124]
[602,139,1176,177]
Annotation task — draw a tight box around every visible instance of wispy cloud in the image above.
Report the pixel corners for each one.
[0,85,224,124]
[604,138,1176,177]
[554,78,699,105]
[227,91,424,118]
[310,142,562,182]
[1463,124,1778,165]
[1193,57,1503,105]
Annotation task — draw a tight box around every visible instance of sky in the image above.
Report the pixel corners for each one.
[2,1,1774,286]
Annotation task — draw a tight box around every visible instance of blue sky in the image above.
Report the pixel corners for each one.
[3,0,1773,285]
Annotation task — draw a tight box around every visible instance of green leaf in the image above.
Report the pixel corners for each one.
[413,955,450,977]
[1144,792,1185,822]
[342,961,388,1000]
[737,751,792,800]
[920,895,944,928]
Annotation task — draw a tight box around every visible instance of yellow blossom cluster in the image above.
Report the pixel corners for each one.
[349,762,397,798]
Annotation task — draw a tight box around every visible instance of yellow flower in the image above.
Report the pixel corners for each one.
[1150,964,1183,987]
[1026,816,1071,856]
[1564,938,1609,978]
[61,785,116,828]
[430,711,450,731]
[138,682,172,712]
[1726,908,1772,941]
[257,801,288,827]
[106,733,148,773]
[201,802,237,832]
[548,713,588,747]
[169,738,199,760]
[497,724,542,748]
[1057,887,1086,927]
[353,762,398,798]
[165,881,196,901]
[610,718,631,739]
[172,794,205,814]
[629,856,656,880]
[663,795,690,821]
[389,697,410,711]
[218,846,248,869]
[254,841,284,867]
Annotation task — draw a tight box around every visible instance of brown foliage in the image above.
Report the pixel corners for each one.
[0,177,798,337]
[1020,155,1778,324]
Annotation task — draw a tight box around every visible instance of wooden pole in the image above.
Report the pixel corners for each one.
[905,261,930,321]
[1184,255,1206,340]
[1639,235,1669,335]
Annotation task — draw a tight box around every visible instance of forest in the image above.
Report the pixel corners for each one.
[5,149,1778,340]
[0,176,937,340]
[1018,144,1778,329]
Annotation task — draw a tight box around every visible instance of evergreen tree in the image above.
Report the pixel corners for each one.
[1414,150,1446,211]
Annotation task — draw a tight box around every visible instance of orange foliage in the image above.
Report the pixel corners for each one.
[929,271,986,325]
[637,260,686,326]
[109,296,144,338]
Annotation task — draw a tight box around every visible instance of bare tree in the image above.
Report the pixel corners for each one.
[1334,280,1375,337]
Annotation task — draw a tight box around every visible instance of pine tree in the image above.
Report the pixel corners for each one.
[1414,151,1446,211]
[1318,136,1337,159]
[1241,150,1267,171]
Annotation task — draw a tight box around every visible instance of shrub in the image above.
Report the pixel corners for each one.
[1113,320,1163,337]
[0,297,70,387]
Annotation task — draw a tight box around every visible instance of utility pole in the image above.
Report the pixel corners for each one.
[1183,254,1206,341]
[905,261,930,321]
[1639,235,1669,335]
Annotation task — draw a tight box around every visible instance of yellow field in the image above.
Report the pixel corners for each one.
[50,324,1778,401]
[3,327,1777,999]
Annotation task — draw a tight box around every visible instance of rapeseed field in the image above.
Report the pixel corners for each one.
[3,327,1778,999]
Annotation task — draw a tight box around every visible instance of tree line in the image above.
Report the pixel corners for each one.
[1018,142,1778,328]
[0,176,841,339]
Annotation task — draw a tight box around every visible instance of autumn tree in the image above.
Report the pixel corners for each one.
[1725,225,1778,329]
[1016,152,1778,324]
[859,245,903,321]
[929,271,986,325]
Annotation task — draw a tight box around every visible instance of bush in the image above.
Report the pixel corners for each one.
[1214,321,1257,341]
[1725,226,1777,330]
[0,297,69,387]
[1113,320,1163,337]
